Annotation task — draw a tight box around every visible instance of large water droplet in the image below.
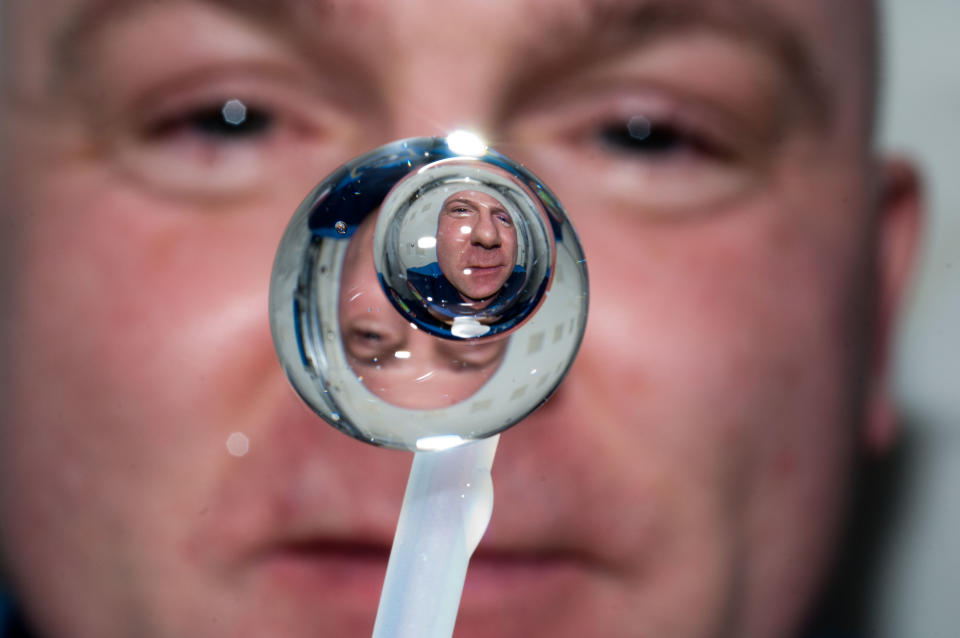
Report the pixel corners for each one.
[269,137,588,450]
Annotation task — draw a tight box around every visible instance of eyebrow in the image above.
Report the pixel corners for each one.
[54,0,329,78]
[443,198,509,213]
[515,0,832,125]
[54,0,832,125]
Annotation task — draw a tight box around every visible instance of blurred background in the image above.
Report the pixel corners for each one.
[873,0,960,636]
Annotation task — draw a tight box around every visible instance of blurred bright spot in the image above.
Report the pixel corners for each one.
[627,114,651,140]
[417,236,437,249]
[226,432,250,457]
[416,434,467,451]
[222,99,247,126]
[394,350,411,359]
[446,130,487,156]
[460,225,471,234]
[451,316,490,338]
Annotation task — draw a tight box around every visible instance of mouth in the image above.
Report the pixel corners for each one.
[466,264,504,273]
[254,537,595,615]
[255,539,391,609]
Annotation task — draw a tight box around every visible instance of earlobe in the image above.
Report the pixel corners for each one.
[863,157,924,455]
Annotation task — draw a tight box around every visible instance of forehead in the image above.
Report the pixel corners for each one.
[444,191,502,207]
[1,0,874,130]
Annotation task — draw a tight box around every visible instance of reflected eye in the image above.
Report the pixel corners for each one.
[344,321,405,364]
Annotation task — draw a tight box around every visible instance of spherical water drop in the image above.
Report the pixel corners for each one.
[269,137,588,450]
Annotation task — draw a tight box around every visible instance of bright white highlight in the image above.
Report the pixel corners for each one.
[221,99,247,125]
[417,236,437,249]
[226,432,250,457]
[415,434,467,451]
[460,225,471,234]
[445,130,488,156]
[394,350,412,359]
[451,316,491,338]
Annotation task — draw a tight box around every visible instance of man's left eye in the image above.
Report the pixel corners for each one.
[146,100,275,141]
[597,120,686,156]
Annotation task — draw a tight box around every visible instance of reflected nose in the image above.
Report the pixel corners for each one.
[471,212,500,248]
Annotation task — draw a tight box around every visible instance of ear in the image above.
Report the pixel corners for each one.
[863,157,924,455]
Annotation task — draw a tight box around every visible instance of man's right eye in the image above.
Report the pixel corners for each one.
[144,100,275,141]
[101,69,366,200]
[597,120,689,157]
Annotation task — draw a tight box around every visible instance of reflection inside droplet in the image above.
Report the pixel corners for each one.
[339,217,508,410]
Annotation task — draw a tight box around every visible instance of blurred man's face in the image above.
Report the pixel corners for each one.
[436,190,518,301]
[0,1,914,638]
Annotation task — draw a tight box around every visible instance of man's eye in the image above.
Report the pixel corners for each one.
[598,120,685,155]
[146,100,274,141]
[594,113,735,162]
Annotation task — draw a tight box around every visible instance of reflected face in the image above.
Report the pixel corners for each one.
[339,218,506,409]
[0,1,909,638]
[436,190,518,301]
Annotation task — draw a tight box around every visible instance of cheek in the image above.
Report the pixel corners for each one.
[559,189,862,510]
[0,164,308,521]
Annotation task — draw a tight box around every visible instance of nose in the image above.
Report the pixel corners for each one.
[470,211,501,248]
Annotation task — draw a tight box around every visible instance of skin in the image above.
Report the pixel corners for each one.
[0,1,921,638]
[339,216,507,409]
[436,190,519,302]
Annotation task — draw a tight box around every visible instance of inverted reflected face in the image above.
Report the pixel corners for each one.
[436,190,518,302]
[338,217,506,409]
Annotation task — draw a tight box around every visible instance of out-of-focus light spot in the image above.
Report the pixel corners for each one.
[462,268,472,275]
[416,434,467,451]
[460,225,471,234]
[446,130,487,156]
[451,316,490,338]
[627,114,651,140]
[415,371,435,382]
[222,99,247,126]
[394,350,411,359]
[226,432,250,457]
[417,236,437,249]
